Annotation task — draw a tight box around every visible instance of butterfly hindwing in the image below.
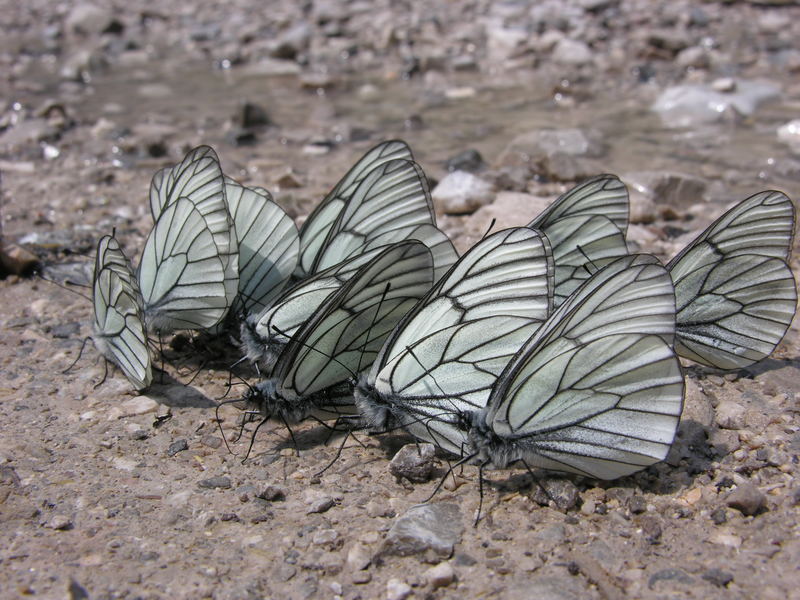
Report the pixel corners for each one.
[138,197,229,332]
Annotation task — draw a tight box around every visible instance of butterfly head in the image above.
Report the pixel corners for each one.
[465,409,517,470]
[244,379,319,425]
[353,375,392,431]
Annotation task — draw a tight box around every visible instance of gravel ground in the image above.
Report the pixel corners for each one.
[1,1,800,599]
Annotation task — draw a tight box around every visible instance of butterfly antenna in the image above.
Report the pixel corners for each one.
[423,452,476,503]
[62,336,91,374]
[474,460,487,527]
[576,244,599,276]
[356,282,391,375]
[481,218,497,241]
[242,415,271,463]
[36,272,91,300]
[215,397,246,456]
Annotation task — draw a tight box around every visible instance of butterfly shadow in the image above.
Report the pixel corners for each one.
[145,372,218,409]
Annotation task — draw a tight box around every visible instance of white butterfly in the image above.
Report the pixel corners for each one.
[466,254,683,480]
[147,145,239,328]
[355,227,555,455]
[91,234,152,390]
[241,241,435,429]
[667,190,797,369]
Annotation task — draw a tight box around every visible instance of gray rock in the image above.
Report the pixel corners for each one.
[382,503,463,558]
[424,562,456,588]
[47,515,73,530]
[552,38,593,66]
[652,80,781,128]
[346,542,372,570]
[257,485,287,501]
[65,3,114,35]
[270,22,312,60]
[305,491,335,514]
[498,129,602,168]
[628,495,647,514]
[625,171,707,212]
[198,476,232,489]
[703,568,734,587]
[445,149,486,173]
[432,171,494,214]
[649,568,694,589]
[389,443,436,483]
[167,439,188,456]
[726,482,766,515]
[529,478,579,510]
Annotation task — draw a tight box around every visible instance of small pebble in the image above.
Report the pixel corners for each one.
[198,476,232,489]
[424,562,456,588]
[257,485,287,501]
[167,439,188,456]
[389,443,435,483]
[629,495,647,514]
[702,568,734,588]
[352,571,371,584]
[47,515,73,530]
[726,482,766,516]
[386,578,412,600]
[312,528,339,546]
[347,543,372,571]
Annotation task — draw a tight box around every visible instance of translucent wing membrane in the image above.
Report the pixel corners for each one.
[529,174,630,236]
[296,140,413,277]
[674,254,797,369]
[355,228,555,455]
[312,159,437,273]
[472,254,683,480]
[225,177,299,314]
[668,190,797,368]
[138,198,230,333]
[92,236,151,390]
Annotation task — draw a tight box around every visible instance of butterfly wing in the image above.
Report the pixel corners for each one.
[275,241,434,404]
[478,254,683,479]
[311,159,436,273]
[528,174,629,236]
[148,146,239,311]
[225,178,299,314]
[538,214,629,307]
[360,228,555,455]
[92,236,151,390]
[138,197,229,333]
[674,254,797,369]
[668,190,796,368]
[296,140,413,277]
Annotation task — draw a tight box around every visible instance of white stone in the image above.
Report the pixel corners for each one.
[432,170,494,214]
[424,562,456,588]
[386,578,412,600]
[121,396,159,416]
[552,38,593,66]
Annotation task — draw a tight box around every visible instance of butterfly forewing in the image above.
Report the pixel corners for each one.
[225,178,299,313]
[312,159,436,273]
[138,198,229,332]
[296,140,413,277]
[528,174,629,236]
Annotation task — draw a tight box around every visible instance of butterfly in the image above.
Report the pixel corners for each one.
[91,234,152,390]
[666,190,797,369]
[241,241,436,430]
[355,227,555,455]
[528,174,630,306]
[147,145,239,329]
[465,254,683,480]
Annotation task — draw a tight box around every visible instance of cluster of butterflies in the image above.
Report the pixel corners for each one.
[88,140,797,482]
